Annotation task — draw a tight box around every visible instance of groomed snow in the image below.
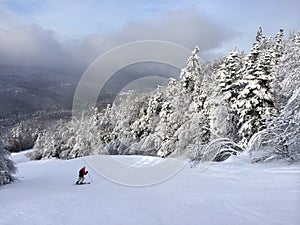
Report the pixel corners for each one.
[1,151,299,225]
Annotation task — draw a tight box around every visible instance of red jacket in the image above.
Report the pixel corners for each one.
[79,167,87,177]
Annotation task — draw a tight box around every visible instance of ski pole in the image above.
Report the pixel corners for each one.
[88,172,93,183]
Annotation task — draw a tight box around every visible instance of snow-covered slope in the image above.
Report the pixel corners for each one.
[1,152,299,225]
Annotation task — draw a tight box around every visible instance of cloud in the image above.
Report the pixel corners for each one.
[0,8,78,74]
[117,8,233,50]
[0,23,75,73]
[71,8,235,70]
[0,7,235,75]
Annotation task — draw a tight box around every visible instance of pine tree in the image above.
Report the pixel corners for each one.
[236,27,276,142]
[0,141,17,185]
[272,32,300,107]
[216,49,243,109]
[180,46,202,93]
[154,47,208,157]
[272,28,284,61]
[256,26,263,42]
[246,30,300,161]
[130,92,162,140]
[250,89,300,162]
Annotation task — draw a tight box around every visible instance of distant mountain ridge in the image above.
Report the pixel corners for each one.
[0,65,78,119]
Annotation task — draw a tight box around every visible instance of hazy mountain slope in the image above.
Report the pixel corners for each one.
[0,66,78,118]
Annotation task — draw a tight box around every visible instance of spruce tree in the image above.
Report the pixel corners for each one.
[216,49,243,108]
[0,141,16,185]
[236,27,276,142]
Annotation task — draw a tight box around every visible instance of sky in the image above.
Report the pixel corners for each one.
[0,0,299,75]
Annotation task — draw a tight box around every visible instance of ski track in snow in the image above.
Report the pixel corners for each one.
[1,151,300,225]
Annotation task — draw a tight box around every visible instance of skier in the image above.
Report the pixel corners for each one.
[76,166,88,184]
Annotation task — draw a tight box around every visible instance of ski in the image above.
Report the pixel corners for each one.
[75,182,91,185]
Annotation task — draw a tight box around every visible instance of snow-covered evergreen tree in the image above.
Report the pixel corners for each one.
[272,32,300,108]
[214,49,243,142]
[256,26,263,42]
[180,46,202,93]
[248,32,300,162]
[235,28,276,142]
[249,89,300,162]
[272,28,284,61]
[0,141,16,185]
[216,49,243,107]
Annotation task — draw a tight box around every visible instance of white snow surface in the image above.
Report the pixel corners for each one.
[1,151,300,225]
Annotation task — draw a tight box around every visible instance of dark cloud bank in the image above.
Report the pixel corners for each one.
[0,8,234,76]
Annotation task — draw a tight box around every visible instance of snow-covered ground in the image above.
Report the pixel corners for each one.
[1,151,300,225]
